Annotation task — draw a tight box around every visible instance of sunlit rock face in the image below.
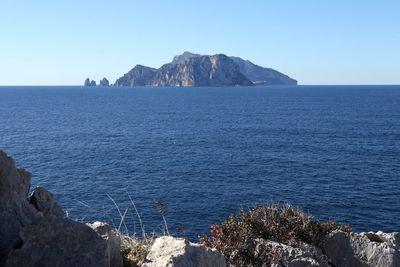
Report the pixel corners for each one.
[114,65,157,86]
[113,51,298,87]
[152,54,253,87]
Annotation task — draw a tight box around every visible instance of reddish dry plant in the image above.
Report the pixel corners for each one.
[154,200,170,236]
[200,204,351,266]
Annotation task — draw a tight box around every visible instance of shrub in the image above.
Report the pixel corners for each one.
[120,235,155,267]
[200,204,351,266]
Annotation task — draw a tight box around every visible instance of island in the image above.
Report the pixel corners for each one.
[84,52,297,87]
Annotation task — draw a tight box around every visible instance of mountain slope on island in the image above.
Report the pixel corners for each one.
[230,57,297,85]
[152,53,253,86]
[114,65,157,86]
[115,53,253,87]
[112,52,297,87]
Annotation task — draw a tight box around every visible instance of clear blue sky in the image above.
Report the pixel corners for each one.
[1,0,399,85]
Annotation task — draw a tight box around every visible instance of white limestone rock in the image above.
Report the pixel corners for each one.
[142,236,226,267]
[87,221,123,267]
[322,230,400,267]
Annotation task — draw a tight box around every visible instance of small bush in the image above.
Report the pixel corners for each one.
[200,204,351,266]
[120,235,155,267]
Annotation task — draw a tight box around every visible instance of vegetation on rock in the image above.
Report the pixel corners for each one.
[200,204,351,266]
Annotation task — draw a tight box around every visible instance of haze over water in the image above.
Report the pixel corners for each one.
[1,85,399,239]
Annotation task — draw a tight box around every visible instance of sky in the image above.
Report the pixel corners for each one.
[0,0,399,85]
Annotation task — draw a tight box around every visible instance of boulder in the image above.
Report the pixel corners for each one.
[87,221,123,267]
[255,239,329,267]
[0,150,115,267]
[5,217,107,267]
[350,231,400,267]
[322,230,400,267]
[29,186,65,218]
[142,236,226,267]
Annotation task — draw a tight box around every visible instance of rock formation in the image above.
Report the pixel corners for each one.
[99,77,110,87]
[142,236,226,267]
[114,53,253,87]
[29,186,64,218]
[5,217,107,267]
[114,65,157,86]
[113,52,297,87]
[321,230,400,267]
[87,221,123,267]
[152,54,253,87]
[0,150,121,267]
[211,229,400,267]
[84,78,97,87]
[0,150,38,265]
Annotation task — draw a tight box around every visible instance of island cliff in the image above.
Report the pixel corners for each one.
[115,53,253,87]
[113,52,297,87]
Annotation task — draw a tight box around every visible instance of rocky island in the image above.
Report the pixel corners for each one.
[1,150,398,267]
[84,52,297,87]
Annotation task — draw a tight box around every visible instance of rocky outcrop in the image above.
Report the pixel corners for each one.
[0,150,123,267]
[87,221,124,267]
[230,56,298,85]
[142,236,226,267]
[6,217,107,267]
[255,239,329,267]
[29,186,64,218]
[84,78,97,86]
[0,151,38,264]
[259,230,400,267]
[322,230,400,267]
[99,77,110,87]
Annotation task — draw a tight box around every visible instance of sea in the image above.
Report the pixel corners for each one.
[0,85,399,239]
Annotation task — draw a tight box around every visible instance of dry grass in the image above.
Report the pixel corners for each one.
[105,195,170,266]
[120,234,155,267]
[200,204,351,266]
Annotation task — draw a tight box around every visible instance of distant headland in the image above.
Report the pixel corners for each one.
[85,52,297,87]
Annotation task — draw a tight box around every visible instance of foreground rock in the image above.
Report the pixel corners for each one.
[87,221,124,267]
[255,239,329,267]
[142,236,226,267]
[0,150,123,267]
[0,151,38,264]
[255,230,400,267]
[322,230,400,267]
[6,217,107,267]
[29,186,64,218]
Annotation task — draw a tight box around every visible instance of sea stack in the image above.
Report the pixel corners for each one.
[99,78,110,87]
[84,78,97,87]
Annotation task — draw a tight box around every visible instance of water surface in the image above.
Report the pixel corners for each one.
[0,85,399,238]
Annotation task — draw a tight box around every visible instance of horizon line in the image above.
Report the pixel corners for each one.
[0,84,400,87]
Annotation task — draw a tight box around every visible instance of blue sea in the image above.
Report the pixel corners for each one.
[0,85,399,239]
